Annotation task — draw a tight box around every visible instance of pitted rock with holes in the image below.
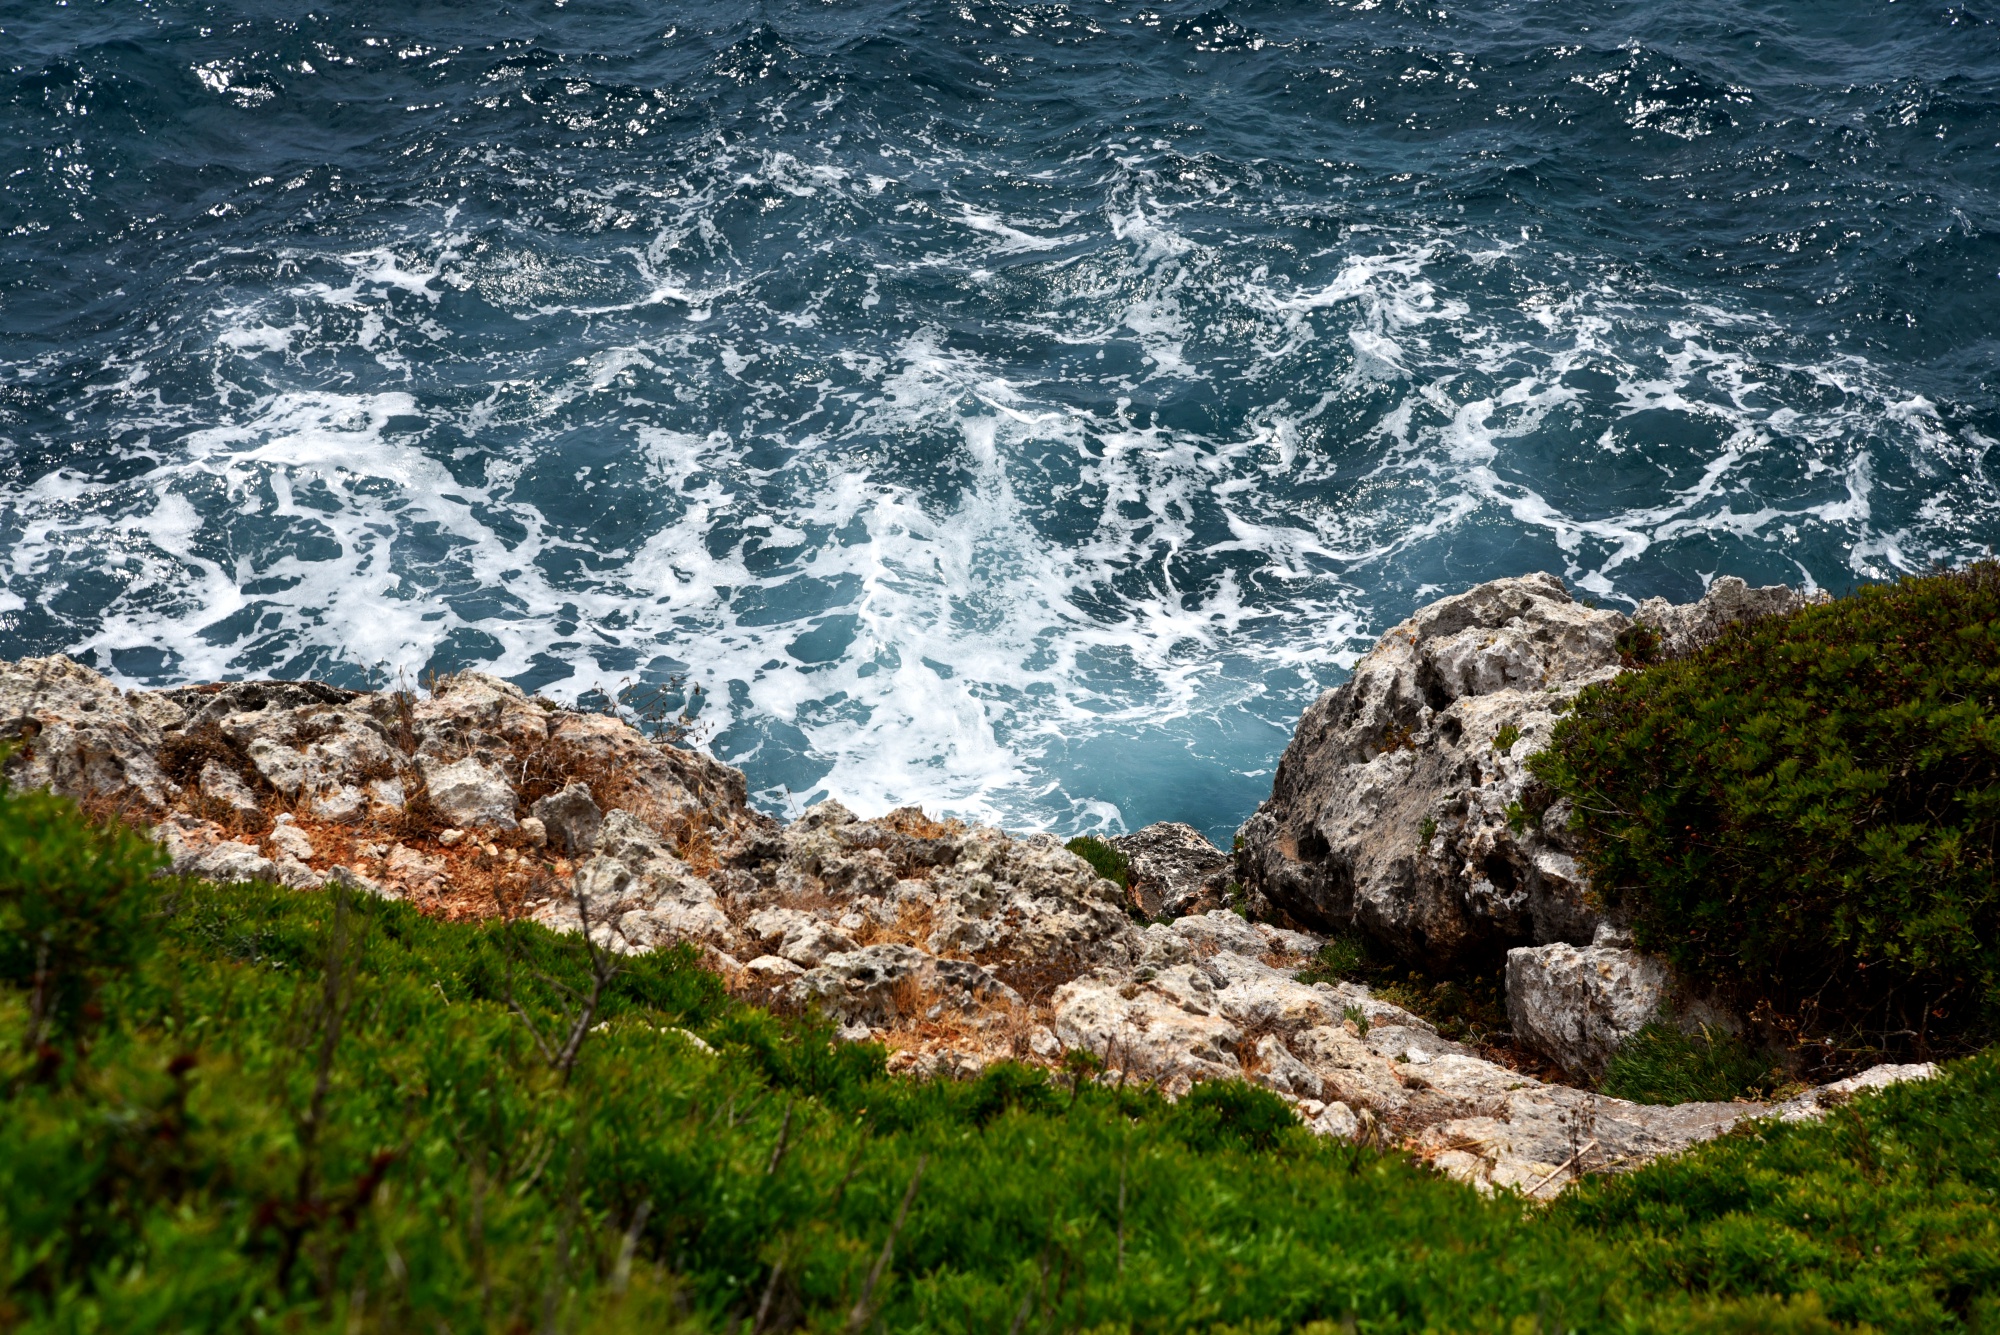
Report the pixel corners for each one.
[1237,574,1818,973]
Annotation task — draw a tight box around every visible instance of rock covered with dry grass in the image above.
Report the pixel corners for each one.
[0,659,763,920]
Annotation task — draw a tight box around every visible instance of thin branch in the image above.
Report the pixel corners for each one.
[1524,1138,1599,1199]
[765,1099,795,1176]
[611,1197,653,1297]
[846,1155,927,1334]
[751,1253,786,1335]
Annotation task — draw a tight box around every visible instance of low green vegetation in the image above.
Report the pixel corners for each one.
[1064,834,1129,889]
[4,787,2000,1330]
[1532,565,2000,1064]
[1599,1023,1785,1106]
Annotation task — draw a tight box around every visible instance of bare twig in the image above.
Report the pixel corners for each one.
[765,1099,795,1176]
[20,937,50,1055]
[1524,1138,1599,1199]
[1007,1246,1054,1335]
[1115,1157,1127,1274]
[611,1197,653,1297]
[845,1155,928,1334]
[490,866,623,1084]
[830,1141,866,1211]
[751,1253,786,1335]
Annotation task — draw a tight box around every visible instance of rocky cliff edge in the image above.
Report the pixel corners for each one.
[0,571,1932,1196]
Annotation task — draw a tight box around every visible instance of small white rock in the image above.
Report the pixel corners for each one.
[268,822,315,863]
[745,954,806,982]
[438,828,465,847]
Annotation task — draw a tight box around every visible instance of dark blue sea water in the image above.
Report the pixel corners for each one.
[3,1,1997,840]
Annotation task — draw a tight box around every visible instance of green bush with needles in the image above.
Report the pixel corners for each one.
[3,785,1998,1331]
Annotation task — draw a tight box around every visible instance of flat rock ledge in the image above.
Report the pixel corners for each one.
[0,639,1930,1196]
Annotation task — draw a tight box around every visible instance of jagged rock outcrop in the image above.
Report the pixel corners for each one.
[0,657,766,908]
[0,656,180,811]
[1111,822,1231,918]
[0,642,1933,1197]
[1236,574,1817,971]
[1505,926,1670,1080]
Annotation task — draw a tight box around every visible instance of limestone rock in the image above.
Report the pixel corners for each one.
[310,785,367,822]
[384,844,450,896]
[1111,821,1229,918]
[199,759,264,821]
[418,755,518,830]
[531,782,604,854]
[326,864,394,899]
[1237,573,1815,968]
[1506,929,1672,1079]
[1252,1033,1324,1099]
[1169,909,1271,960]
[1634,576,1823,658]
[1776,1062,1936,1122]
[544,811,738,953]
[268,817,316,864]
[1306,1100,1360,1139]
[744,954,806,983]
[745,907,857,967]
[0,656,178,810]
[156,819,319,890]
[791,944,1019,1026]
[1052,976,1244,1089]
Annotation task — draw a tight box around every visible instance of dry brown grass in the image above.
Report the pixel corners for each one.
[887,973,930,1023]
[878,806,964,840]
[980,943,1091,1008]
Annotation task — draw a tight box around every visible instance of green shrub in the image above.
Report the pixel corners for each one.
[1064,834,1128,888]
[1294,932,1508,1043]
[1531,565,2000,1057]
[1559,1050,2000,1333]
[1297,935,1371,985]
[1165,1078,1302,1154]
[1599,1023,1780,1105]
[0,782,165,1053]
[5,797,2000,1331]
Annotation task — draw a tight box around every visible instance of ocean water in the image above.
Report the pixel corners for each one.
[3,1,1996,841]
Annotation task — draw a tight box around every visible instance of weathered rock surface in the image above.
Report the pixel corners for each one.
[1111,822,1230,918]
[1506,926,1671,1080]
[1237,574,1817,973]
[418,755,519,830]
[0,634,1932,1198]
[0,657,766,907]
[0,656,179,811]
[532,782,604,854]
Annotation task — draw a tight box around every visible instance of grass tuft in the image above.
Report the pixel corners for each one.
[1599,1022,1783,1105]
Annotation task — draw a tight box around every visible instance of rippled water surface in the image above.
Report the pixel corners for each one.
[4,0,1998,838]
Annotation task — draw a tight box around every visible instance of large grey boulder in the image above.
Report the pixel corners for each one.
[531,781,604,854]
[1236,574,1815,969]
[0,656,179,810]
[1111,821,1229,918]
[1506,927,1671,1080]
[417,755,519,830]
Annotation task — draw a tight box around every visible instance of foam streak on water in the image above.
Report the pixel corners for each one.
[2,1,1997,840]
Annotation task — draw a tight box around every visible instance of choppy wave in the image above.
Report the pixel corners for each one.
[3,0,1996,839]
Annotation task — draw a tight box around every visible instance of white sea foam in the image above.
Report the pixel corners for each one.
[4,165,1992,838]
